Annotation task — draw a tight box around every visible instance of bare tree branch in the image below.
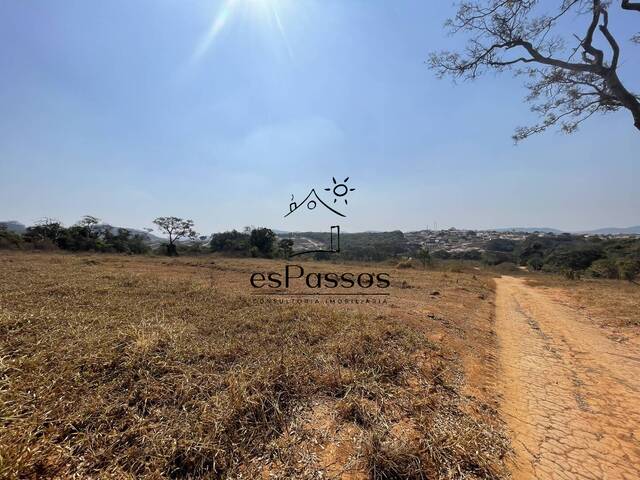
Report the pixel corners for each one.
[622,0,640,12]
[599,9,620,69]
[623,0,640,42]
[428,0,640,140]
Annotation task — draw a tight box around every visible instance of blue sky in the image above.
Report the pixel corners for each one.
[1,0,638,234]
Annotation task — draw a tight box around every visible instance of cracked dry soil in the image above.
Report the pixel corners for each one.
[495,276,640,480]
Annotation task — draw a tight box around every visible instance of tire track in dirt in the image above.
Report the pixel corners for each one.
[495,276,640,480]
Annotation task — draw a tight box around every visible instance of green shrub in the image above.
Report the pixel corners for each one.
[544,245,604,272]
[485,238,518,252]
[416,248,431,268]
[483,251,514,266]
[0,227,24,250]
[249,228,276,258]
[588,258,619,279]
[617,258,640,282]
[432,250,450,260]
[210,230,250,254]
[527,257,543,271]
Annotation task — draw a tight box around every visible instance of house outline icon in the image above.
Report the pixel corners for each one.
[284,189,345,218]
[284,188,344,257]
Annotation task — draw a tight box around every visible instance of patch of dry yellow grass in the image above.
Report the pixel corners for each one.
[0,253,509,479]
[525,274,640,329]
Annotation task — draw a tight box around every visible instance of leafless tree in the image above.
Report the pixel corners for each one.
[429,0,640,141]
[153,217,197,256]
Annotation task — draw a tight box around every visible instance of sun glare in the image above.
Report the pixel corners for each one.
[191,0,292,65]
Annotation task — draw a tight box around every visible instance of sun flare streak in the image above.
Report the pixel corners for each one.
[191,0,293,65]
[269,1,293,59]
[191,0,238,64]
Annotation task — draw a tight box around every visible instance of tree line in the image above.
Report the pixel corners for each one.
[0,216,151,254]
[0,216,293,259]
[2,218,638,281]
[433,234,640,281]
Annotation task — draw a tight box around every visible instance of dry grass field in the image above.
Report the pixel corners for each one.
[525,275,640,331]
[0,252,509,479]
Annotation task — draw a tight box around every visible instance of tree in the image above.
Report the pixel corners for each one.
[588,257,619,278]
[544,245,604,271]
[483,250,515,266]
[278,238,294,259]
[417,247,432,268]
[103,228,150,254]
[0,225,24,250]
[527,256,544,272]
[78,215,100,236]
[485,238,518,253]
[429,1,640,140]
[153,217,196,256]
[249,227,276,258]
[210,230,250,253]
[618,258,640,282]
[24,218,64,244]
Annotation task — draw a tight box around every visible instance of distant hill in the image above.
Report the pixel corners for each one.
[97,224,164,243]
[492,226,640,235]
[474,226,640,235]
[579,226,640,235]
[494,227,565,234]
[0,221,27,234]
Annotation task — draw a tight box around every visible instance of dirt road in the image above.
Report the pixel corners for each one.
[495,276,640,480]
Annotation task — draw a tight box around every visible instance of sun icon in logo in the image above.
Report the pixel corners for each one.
[325,177,355,205]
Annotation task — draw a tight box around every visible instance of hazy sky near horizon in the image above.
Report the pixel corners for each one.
[1,0,638,234]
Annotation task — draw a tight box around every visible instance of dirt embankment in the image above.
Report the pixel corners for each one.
[495,276,640,480]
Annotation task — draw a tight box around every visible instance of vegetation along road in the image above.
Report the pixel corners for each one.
[495,276,640,480]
